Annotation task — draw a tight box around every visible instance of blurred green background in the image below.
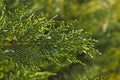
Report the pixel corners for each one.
[0,0,120,80]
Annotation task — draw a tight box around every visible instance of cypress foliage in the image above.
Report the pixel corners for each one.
[0,6,98,80]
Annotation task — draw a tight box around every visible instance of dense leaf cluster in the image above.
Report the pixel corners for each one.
[0,6,98,80]
[1,0,120,79]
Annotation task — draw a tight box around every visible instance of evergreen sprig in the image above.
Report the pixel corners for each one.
[0,7,98,80]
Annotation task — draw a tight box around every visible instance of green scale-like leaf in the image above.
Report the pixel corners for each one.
[0,7,98,80]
